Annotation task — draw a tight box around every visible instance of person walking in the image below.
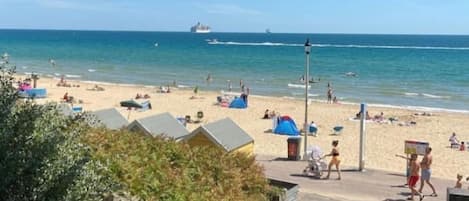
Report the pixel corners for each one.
[408,154,423,201]
[324,140,341,180]
[418,147,437,197]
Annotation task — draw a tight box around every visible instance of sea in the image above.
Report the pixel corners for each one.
[1,30,468,113]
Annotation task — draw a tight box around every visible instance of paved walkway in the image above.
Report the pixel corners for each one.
[257,155,455,201]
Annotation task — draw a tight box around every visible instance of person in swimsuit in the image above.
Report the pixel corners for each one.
[324,140,341,180]
[419,147,437,197]
[408,154,423,201]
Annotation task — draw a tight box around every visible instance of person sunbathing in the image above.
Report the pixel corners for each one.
[135,93,142,99]
[374,112,384,122]
[143,94,151,99]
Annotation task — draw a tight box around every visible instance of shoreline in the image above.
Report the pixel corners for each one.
[20,73,469,115]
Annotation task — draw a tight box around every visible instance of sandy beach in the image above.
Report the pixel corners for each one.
[32,77,469,180]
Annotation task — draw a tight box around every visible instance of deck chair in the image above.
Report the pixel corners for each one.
[185,115,192,123]
[193,111,204,123]
[333,126,344,135]
[309,126,318,136]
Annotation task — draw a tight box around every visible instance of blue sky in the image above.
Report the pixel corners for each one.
[0,0,468,34]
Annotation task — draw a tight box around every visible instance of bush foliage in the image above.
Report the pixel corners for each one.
[84,129,270,201]
[0,61,116,201]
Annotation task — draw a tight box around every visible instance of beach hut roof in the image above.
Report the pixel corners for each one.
[91,108,128,130]
[128,112,189,140]
[188,118,254,152]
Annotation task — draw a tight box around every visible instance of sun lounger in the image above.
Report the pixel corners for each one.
[333,126,343,135]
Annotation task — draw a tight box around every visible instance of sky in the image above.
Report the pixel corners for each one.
[0,0,468,34]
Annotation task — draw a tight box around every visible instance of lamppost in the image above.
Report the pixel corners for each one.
[303,39,311,159]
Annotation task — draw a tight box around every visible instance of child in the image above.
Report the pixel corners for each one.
[455,174,463,188]
[460,141,466,151]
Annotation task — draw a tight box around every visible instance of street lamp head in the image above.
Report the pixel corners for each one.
[304,38,311,54]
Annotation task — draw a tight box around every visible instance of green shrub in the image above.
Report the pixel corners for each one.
[0,62,117,201]
[84,129,270,201]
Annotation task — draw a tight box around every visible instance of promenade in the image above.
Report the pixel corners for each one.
[258,155,455,201]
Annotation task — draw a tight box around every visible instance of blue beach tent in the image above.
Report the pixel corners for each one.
[274,117,300,136]
[229,98,247,109]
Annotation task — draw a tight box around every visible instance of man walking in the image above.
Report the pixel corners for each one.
[419,147,437,197]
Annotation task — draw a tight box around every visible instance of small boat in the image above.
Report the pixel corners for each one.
[154,43,159,47]
[266,28,271,34]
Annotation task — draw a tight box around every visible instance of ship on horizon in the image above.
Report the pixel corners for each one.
[191,22,211,33]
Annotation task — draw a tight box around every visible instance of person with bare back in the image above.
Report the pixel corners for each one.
[408,154,423,201]
[418,147,437,197]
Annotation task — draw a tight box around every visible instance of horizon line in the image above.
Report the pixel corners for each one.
[1,28,469,36]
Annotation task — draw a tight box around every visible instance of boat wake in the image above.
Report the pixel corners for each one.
[208,40,469,50]
[404,92,450,99]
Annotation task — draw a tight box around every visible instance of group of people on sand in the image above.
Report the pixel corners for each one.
[159,85,171,93]
[135,93,151,99]
[57,75,79,88]
[88,84,105,91]
[262,109,278,119]
[395,147,437,201]
[355,111,385,122]
[449,132,467,151]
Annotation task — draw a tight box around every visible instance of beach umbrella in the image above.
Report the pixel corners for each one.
[120,99,142,119]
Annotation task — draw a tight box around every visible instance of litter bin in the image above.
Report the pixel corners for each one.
[287,137,302,160]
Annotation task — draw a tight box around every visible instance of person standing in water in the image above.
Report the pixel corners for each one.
[206,73,212,84]
[227,80,232,92]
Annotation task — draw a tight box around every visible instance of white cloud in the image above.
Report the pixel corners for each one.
[198,3,262,15]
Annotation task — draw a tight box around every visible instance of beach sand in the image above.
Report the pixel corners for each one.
[32,77,469,180]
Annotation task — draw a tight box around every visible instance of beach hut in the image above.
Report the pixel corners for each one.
[127,112,189,140]
[184,118,254,155]
[91,108,128,130]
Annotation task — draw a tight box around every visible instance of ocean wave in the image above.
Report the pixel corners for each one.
[208,41,469,50]
[291,92,320,97]
[88,69,96,72]
[404,92,450,99]
[288,83,311,88]
[421,93,450,99]
[404,92,419,96]
[65,74,81,78]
